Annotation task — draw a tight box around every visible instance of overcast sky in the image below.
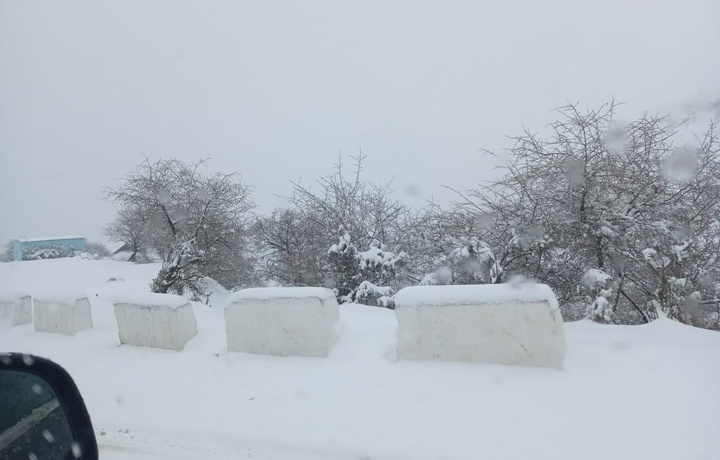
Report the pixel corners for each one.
[1,0,719,247]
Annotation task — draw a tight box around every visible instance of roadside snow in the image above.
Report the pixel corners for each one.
[1,259,719,460]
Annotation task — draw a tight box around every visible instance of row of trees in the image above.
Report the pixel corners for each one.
[104,102,720,329]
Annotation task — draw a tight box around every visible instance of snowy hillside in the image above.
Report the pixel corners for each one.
[1,258,719,460]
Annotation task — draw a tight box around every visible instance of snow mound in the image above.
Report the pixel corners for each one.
[225,287,339,357]
[33,296,93,335]
[395,283,565,368]
[114,300,198,352]
[0,292,32,326]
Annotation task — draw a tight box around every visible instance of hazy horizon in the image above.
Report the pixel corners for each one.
[2,0,719,247]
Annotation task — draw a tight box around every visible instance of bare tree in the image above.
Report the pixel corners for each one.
[254,154,411,305]
[106,157,255,297]
[104,206,152,262]
[290,154,408,251]
[453,102,720,327]
[251,208,327,286]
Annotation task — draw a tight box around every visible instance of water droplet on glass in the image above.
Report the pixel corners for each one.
[29,453,39,460]
[404,183,421,198]
[475,213,494,229]
[605,123,628,155]
[663,146,699,182]
[22,354,34,366]
[562,159,585,185]
[42,429,55,443]
[71,442,82,458]
[32,383,43,394]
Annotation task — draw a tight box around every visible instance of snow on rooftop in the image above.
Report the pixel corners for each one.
[395,283,559,310]
[15,235,85,243]
[227,287,336,304]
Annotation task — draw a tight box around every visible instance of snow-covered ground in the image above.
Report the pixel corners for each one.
[1,258,719,460]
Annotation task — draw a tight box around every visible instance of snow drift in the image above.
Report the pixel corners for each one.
[395,283,565,368]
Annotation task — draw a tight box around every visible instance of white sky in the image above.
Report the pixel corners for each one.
[1,0,719,246]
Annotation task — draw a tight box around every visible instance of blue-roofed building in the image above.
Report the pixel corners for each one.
[12,236,86,261]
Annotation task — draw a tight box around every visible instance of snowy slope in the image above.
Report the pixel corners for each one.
[1,259,719,460]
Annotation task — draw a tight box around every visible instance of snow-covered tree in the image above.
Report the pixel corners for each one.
[104,206,152,262]
[251,208,327,287]
[452,102,720,326]
[325,233,404,307]
[255,154,414,304]
[106,157,256,297]
[446,237,499,284]
[327,233,360,303]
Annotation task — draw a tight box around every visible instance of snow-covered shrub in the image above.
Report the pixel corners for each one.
[325,234,403,307]
[327,233,359,302]
[582,269,615,323]
[419,267,453,286]
[255,154,413,304]
[23,245,72,260]
[447,237,500,284]
[354,280,392,307]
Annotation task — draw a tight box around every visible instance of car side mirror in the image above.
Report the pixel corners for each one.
[0,353,98,460]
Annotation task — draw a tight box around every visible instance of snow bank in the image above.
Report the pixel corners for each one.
[395,284,565,368]
[33,294,93,335]
[2,258,719,459]
[0,292,32,326]
[225,287,340,357]
[113,293,198,351]
[14,235,84,243]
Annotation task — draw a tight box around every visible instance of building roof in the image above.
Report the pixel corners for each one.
[109,242,132,254]
[15,236,85,243]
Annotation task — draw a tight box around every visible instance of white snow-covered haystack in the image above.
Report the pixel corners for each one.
[0,291,32,326]
[113,293,198,351]
[394,283,565,368]
[33,293,93,335]
[225,287,340,357]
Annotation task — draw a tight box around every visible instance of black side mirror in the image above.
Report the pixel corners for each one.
[0,353,98,460]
